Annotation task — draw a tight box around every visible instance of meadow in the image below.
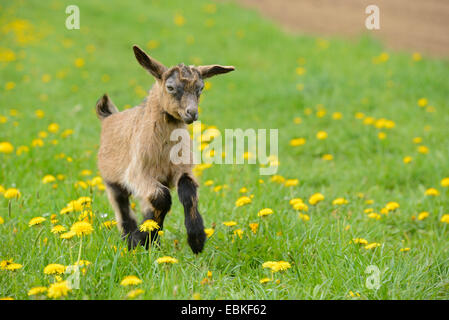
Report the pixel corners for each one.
[1,0,449,300]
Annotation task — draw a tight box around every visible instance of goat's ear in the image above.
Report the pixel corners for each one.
[198,65,235,79]
[132,45,167,80]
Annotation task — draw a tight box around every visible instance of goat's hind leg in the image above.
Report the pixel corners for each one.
[106,182,149,249]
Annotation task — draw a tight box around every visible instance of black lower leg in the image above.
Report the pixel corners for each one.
[142,187,172,248]
[178,174,206,254]
[107,182,148,249]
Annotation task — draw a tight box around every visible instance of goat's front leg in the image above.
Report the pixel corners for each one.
[105,182,147,250]
[177,173,206,254]
[140,184,172,249]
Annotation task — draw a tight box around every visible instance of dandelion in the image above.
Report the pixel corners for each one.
[47,281,71,299]
[60,231,76,239]
[322,154,333,161]
[156,256,178,264]
[260,278,271,284]
[29,216,46,227]
[400,248,411,252]
[349,291,361,297]
[0,216,4,224]
[385,202,400,211]
[139,219,160,232]
[425,188,440,196]
[0,142,14,154]
[262,261,291,272]
[403,156,413,164]
[4,262,23,271]
[235,196,251,207]
[174,13,186,26]
[298,213,310,222]
[70,221,93,236]
[284,179,299,187]
[440,214,449,224]
[44,264,65,275]
[289,138,306,146]
[417,98,428,107]
[440,178,449,187]
[332,198,348,205]
[74,58,85,68]
[233,229,244,239]
[309,193,324,205]
[417,212,429,221]
[42,174,56,184]
[127,289,145,299]
[270,175,285,184]
[204,228,214,238]
[257,208,273,217]
[28,286,47,296]
[4,188,20,199]
[249,222,259,234]
[351,238,368,245]
[120,275,142,286]
[51,225,66,234]
[292,201,308,212]
[368,213,381,220]
[417,145,429,154]
[103,220,117,229]
[223,221,237,227]
[316,131,328,140]
[364,242,381,250]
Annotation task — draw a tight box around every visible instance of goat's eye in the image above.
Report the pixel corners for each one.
[166,85,175,93]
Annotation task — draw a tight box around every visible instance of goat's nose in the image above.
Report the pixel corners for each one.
[186,108,198,120]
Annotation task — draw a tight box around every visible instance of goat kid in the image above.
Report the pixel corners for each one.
[96,45,234,254]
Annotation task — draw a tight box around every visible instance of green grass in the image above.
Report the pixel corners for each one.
[1,0,449,300]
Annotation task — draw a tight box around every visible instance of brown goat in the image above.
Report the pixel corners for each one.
[96,45,234,253]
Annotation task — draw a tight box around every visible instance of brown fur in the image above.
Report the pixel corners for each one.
[96,45,234,251]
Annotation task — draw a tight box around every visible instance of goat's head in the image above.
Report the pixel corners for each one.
[133,45,235,124]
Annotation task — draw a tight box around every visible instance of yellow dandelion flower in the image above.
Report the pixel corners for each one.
[441,178,449,187]
[70,221,93,236]
[233,229,244,239]
[417,211,429,221]
[249,223,259,234]
[120,275,142,286]
[332,197,348,205]
[316,131,328,140]
[47,281,71,299]
[60,231,76,239]
[425,188,440,196]
[368,213,381,220]
[289,138,306,147]
[127,289,145,299]
[385,202,400,211]
[284,179,299,187]
[440,214,449,224]
[51,225,66,234]
[204,228,214,238]
[270,175,285,183]
[0,216,4,224]
[309,193,324,205]
[349,291,361,297]
[258,208,273,217]
[403,156,413,164]
[204,180,214,186]
[103,220,117,229]
[139,219,160,232]
[74,58,85,68]
[400,248,411,252]
[417,98,428,107]
[417,145,429,154]
[156,256,178,264]
[42,174,56,184]
[298,213,310,222]
[223,221,237,227]
[0,142,14,154]
[43,264,65,275]
[259,278,271,284]
[364,242,381,250]
[4,188,20,199]
[4,263,23,271]
[262,261,291,272]
[351,238,368,245]
[235,196,251,207]
[174,13,186,26]
[29,216,46,227]
[332,112,343,120]
[28,286,47,296]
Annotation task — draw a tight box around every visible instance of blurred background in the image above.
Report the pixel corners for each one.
[237,0,449,57]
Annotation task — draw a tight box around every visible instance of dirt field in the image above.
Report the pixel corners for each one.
[236,0,449,57]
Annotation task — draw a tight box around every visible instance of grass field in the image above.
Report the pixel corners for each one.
[1,0,449,300]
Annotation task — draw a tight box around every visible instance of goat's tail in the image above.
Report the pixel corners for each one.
[96,94,119,121]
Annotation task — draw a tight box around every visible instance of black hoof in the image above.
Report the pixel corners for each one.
[187,229,206,254]
[123,230,149,250]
